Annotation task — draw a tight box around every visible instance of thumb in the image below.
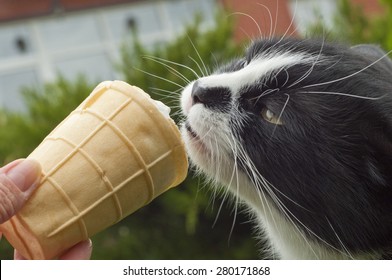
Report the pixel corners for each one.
[0,159,42,224]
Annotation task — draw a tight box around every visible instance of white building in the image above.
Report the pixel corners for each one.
[0,0,216,111]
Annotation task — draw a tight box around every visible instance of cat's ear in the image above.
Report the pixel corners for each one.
[351,44,392,72]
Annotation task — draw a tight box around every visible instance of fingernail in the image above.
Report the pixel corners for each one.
[6,159,42,192]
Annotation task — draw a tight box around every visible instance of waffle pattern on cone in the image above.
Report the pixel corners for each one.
[0,80,188,259]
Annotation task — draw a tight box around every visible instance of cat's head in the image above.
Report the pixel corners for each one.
[181,38,392,256]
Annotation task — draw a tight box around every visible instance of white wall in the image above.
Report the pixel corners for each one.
[0,0,216,111]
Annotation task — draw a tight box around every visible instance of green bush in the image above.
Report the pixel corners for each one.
[336,0,392,50]
[309,0,392,51]
[0,76,92,164]
[0,12,259,260]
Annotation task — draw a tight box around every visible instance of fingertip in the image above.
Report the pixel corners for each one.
[14,250,27,260]
[6,159,42,193]
[0,159,25,173]
[59,239,93,260]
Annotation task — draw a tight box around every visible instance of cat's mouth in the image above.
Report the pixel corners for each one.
[185,121,199,139]
[184,121,210,154]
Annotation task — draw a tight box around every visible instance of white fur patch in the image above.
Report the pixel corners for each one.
[196,53,313,95]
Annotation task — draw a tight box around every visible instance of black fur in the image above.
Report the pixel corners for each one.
[240,38,392,257]
[192,81,232,112]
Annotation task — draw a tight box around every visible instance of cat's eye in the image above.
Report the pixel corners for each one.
[261,108,283,125]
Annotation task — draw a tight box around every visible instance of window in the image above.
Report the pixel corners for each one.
[104,3,161,43]
[0,0,217,112]
[0,25,34,58]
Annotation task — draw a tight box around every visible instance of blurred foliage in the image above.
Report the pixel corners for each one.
[0,12,260,259]
[0,77,92,164]
[309,0,392,52]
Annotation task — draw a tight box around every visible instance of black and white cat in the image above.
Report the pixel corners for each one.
[180,38,392,259]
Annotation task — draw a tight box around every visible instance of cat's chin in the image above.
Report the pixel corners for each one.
[181,125,210,174]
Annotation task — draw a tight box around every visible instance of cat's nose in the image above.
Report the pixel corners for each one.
[191,81,231,108]
[191,81,208,106]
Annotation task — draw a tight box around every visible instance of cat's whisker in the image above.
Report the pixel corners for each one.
[233,113,311,213]
[187,35,209,76]
[141,55,191,85]
[143,55,201,80]
[149,90,179,101]
[213,188,229,229]
[275,0,297,44]
[238,27,256,42]
[232,127,345,258]
[250,88,279,106]
[225,139,258,247]
[270,93,290,138]
[228,115,283,258]
[253,177,310,257]
[149,86,183,95]
[228,12,263,39]
[241,149,319,259]
[326,217,355,260]
[299,90,386,100]
[256,3,274,39]
[252,173,323,259]
[149,90,176,100]
[149,87,182,104]
[272,0,280,39]
[211,138,232,229]
[276,194,354,258]
[195,126,214,144]
[244,166,280,258]
[170,110,187,119]
[188,55,208,78]
[149,87,182,116]
[302,50,392,89]
[133,67,185,89]
[288,36,326,89]
[281,68,290,88]
[224,135,241,244]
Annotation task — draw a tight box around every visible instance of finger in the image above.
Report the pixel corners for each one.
[0,159,42,224]
[14,249,27,260]
[58,239,93,260]
[14,240,93,260]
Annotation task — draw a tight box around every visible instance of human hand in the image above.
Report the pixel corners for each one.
[0,159,93,260]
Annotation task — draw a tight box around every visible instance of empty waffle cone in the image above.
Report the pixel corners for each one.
[0,80,188,259]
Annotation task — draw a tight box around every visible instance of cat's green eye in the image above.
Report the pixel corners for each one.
[261,108,283,125]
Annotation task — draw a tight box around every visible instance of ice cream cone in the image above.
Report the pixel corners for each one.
[0,80,188,259]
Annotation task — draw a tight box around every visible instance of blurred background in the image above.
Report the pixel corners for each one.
[0,0,390,259]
